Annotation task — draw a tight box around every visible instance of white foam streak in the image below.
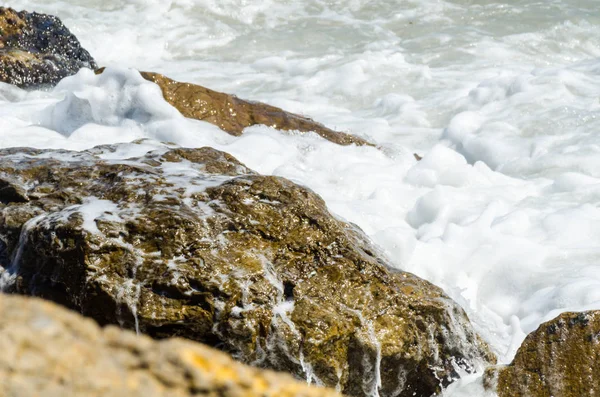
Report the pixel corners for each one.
[0,214,45,292]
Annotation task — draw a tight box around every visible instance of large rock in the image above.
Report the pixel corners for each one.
[0,7,97,88]
[138,71,373,147]
[0,142,494,396]
[0,293,341,397]
[486,311,600,397]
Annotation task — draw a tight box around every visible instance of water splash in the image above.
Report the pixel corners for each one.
[0,214,45,292]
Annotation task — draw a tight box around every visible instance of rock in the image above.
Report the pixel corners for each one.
[0,293,342,397]
[0,7,97,88]
[486,311,600,397]
[0,142,495,397]
[137,71,372,147]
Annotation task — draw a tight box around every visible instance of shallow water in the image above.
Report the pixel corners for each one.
[2,0,600,395]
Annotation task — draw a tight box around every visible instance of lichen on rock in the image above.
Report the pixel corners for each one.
[0,141,494,396]
[485,311,600,397]
[0,293,342,397]
[0,7,97,88]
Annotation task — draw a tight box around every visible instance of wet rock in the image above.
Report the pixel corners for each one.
[0,7,97,88]
[137,71,373,147]
[0,142,494,397]
[0,293,342,397]
[0,177,28,203]
[485,311,600,397]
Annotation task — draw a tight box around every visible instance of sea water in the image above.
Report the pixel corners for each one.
[2,1,600,395]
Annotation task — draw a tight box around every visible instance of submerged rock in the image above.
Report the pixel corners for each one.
[138,71,373,147]
[486,311,600,397]
[0,7,97,88]
[0,293,341,397]
[0,142,494,396]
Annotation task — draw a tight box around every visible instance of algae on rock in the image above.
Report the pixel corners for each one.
[0,142,495,397]
[486,311,600,397]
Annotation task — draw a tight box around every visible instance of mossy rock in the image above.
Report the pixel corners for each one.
[485,311,600,397]
[0,142,494,396]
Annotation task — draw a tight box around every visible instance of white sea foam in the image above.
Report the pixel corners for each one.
[2,0,600,395]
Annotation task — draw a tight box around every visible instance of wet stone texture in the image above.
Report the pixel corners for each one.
[0,293,342,397]
[139,71,374,147]
[0,142,495,397]
[486,311,600,397]
[0,7,97,88]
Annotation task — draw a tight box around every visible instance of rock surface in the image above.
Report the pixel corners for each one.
[138,71,372,147]
[0,293,341,397]
[0,7,97,88]
[0,141,494,397]
[486,311,600,397]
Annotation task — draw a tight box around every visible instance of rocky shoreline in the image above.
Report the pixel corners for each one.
[0,7,596,397]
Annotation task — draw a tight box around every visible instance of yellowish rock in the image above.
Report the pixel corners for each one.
[486,311,600,397]
[0,8,26,39]
[139,71,373,147]
[0,293,342,397]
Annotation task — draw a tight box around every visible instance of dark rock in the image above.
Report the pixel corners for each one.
[0,177,28,203]
[0,142,494,396]
[485,311,600,397]
[0,7,97,88]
